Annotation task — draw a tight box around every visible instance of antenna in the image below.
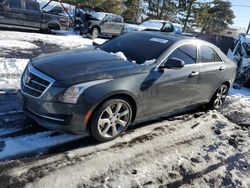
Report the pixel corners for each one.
[247,21,250,34]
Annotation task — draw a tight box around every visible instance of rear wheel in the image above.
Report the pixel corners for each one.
[90,98,132,142]
[208,84,229,110]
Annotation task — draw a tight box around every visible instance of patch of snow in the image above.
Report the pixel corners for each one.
[110,51,127,61]
[0,131,84,160]
[0,31,93,49]
[0,40,38,50]
[0,58,29,74]
[229,87,250,97]
[143,59,156,65]
[0,58,29,89]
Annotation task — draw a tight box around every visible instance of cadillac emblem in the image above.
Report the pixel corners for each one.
[25,75,31,84]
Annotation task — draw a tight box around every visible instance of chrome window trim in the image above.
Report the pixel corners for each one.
[155,40,199,71]
[21,63,55,99]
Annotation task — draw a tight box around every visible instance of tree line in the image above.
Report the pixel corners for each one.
[70,0,235,33]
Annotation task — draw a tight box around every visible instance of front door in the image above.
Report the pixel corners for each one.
[22,0,41,28]
[150,43,199,116]
[5,0,25,26]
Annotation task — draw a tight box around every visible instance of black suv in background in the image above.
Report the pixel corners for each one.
[80,12,124,38]
[0,0,71,32]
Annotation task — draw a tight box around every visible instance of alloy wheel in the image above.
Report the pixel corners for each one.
[97,102,131,138]
[214,85,228,109]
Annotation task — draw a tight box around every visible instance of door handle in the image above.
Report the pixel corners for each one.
[219,67,225,71]
[189,71,199,77]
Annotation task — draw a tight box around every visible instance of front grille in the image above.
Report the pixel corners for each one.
[21,64,55,98]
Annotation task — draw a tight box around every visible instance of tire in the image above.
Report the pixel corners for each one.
[90,98,133,142]
[90,27,99,38]
[208,84,229,110]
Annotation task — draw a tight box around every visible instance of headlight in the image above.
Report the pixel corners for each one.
[61,79,112,104]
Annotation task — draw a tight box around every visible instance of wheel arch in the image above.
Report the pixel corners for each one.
[47,21,61,30]
[209,80,231,102]
[91,25,101,33]
[85,92,137,132]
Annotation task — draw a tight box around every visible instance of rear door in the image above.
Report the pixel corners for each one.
[150,43,199,116]
[196,45,226,103]
[112,15,124,35]
[101,14,116,35]
[22,0,41,28]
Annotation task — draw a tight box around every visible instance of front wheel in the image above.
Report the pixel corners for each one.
[90,98,133,142]
[208,84,229,110]
[90,27,99,38]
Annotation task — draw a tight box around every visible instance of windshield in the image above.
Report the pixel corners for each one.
[140,20,164,29]
[99,32,173,64]
[91,12,106,20]
[242,42,250,56]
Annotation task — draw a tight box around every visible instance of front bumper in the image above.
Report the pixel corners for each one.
[18,91,89,135]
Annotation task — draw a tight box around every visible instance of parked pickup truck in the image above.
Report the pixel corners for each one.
[0,0,72,32]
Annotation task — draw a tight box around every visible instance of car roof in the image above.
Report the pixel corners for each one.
[137,31,192,42]
[135,31,219,49]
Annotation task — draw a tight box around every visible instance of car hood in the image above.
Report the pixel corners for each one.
[31,48,145,87]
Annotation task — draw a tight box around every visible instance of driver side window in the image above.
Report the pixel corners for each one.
[168,44,197,65]
[104,15,113,22]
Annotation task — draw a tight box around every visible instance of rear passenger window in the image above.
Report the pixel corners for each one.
[25,1,39,11]
[114,16,123,23]
[200,46,222,63]
[9,0,21,8]
[168,44,197,65]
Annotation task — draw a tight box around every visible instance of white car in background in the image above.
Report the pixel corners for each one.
[122,20,182,34]
[228,34,250,68]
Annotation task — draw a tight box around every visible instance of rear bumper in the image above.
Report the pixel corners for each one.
[18,91,89,135]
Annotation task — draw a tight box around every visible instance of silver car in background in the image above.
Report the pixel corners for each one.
[122,19,182,34]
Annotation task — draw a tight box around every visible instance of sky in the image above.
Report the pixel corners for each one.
[227,0,249,28]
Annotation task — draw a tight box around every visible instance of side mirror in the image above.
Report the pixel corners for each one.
[92,41,99,47]
[160,58,185,69]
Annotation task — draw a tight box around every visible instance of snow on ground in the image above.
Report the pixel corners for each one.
[0,131,84,160]
[0,58,29,89]
[229,87,250,97]
[0,58,29,74]
[0,30,92,49]
[0,40,38,50]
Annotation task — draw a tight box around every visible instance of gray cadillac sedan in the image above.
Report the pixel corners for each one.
[19,31,236,142]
